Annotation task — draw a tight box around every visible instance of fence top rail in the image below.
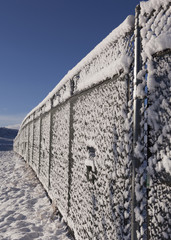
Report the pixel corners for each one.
[19,15,135,129]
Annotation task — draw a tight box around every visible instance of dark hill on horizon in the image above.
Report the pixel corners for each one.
[0,127,18,151]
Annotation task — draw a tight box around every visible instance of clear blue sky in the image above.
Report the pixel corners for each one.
[0,0,144,127]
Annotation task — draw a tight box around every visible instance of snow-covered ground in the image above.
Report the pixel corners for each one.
[0,151,73,240]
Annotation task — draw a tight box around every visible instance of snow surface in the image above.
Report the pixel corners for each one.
[0,151,73,240]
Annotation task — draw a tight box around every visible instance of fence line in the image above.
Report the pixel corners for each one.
[14,1,171,239]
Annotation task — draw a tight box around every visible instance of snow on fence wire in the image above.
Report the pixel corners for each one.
[138,1,171,240]
[14,0,171,239]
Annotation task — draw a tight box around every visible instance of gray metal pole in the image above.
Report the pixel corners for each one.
[38,115,42,175]
[131,4,142,240]
[32,114,35,165]
[27,124,29,163]
[48,99,53,189]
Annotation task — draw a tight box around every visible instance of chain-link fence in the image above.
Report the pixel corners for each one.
[14,1,171,239]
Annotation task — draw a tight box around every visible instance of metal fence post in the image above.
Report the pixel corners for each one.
[38,115,42,175]
[27,124,29,163]
[67,100,74,215]
[48,99,53,189]
[32,114,35,165]
[131,4,142,240]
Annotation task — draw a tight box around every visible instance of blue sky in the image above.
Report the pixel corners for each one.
[0,0,143,127]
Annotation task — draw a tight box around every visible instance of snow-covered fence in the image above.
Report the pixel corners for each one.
[14,1,171,239]
[137,1,171,240]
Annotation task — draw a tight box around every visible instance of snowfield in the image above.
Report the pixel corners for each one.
[0,151,73,240]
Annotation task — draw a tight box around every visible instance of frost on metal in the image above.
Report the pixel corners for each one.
[147,53,171,240]
[68,75,133,240]
[49,102,70,221]
[13,0,171,239]
[14,12,134,240]
[136,1,171,239]
[32,118,40,173]
[39,113,51,191]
